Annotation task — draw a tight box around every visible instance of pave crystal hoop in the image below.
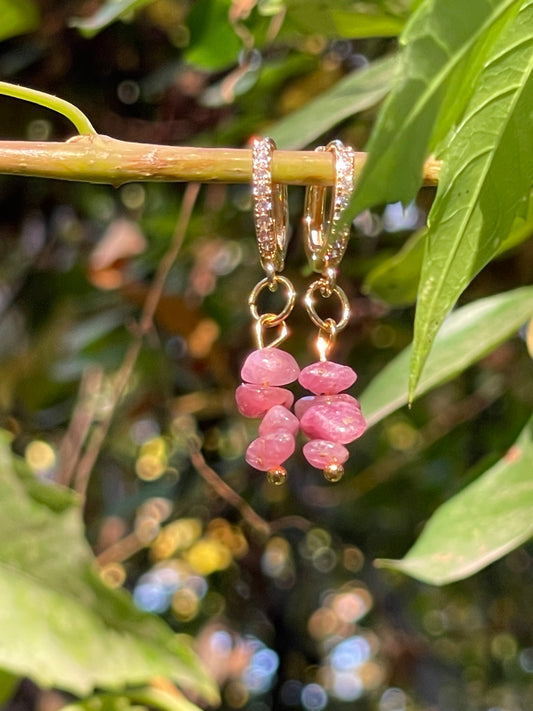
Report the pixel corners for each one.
[235,137,298,486]
[297,140,366,482]
[302,139,355,278]
[252,137,289,277]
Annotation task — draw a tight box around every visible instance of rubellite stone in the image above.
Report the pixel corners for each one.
[294,393,361,419]
[300,401,366,443]
[259,405,299,436]
[245,432,295,471]
[235,384,294,418]
[303,440,350,468]
[241,348,300,386]
[298,361,357,395]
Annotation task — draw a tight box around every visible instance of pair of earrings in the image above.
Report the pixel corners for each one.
[235,138,366,485]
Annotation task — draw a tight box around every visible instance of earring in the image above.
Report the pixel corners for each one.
[296,140,366,482]
[235,137,299,486]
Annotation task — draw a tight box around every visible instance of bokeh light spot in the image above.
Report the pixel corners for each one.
[491,632,517,660]
[331,636,371,671]
[301,683,328,711]
[332,588,372,623]
[342,545,364,572]
[186,538,232,575]
[312,546,337,573]
[135,453,165,481]
[130,417,161,445]
[99,562,126,589]
[202,591,226,616]
[25,440,56,473]
[224,680,249,708]
[386,420,420,451]
[135,515,160,544]
[519,647,533,672]
[117,79,140,104]
[27,119,52,141]
[120,183,146,210]
[382,201,419,232]
[133,580,171,613]
[210,629,233,656]
[379,687,407,711]
[280,680,303,706]
[172,587,199,621]
[308,607,339,640]
[261,536,291,578]
[332,671,363,701]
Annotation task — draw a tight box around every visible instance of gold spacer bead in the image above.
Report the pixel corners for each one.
[323,463,344,482]
[267,466,287,486]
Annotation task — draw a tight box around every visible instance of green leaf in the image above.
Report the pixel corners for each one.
[409,1,533,399]
[331,10,405,38]
[280,0,406,38]
[0,0,39,41]
[362,228,425,306]
[268,55,395,149]
[363,196,533,307]
[69,0,156,38]
[376,416,533,585]
[343,0,522,218]
[185,0,242,71]
[359,287,533,428]
[0,434,218,704]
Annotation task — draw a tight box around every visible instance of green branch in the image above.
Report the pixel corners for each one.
[0,81,96,136]
[0,134,441,187]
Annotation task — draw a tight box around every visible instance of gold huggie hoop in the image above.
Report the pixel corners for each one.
[304,278,351,333]
[252,137,289,278]
[302,140,355,360]
[302,139,355,278]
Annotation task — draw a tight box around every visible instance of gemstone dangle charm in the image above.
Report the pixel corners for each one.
[297,140,366,481]
[296,360,366,482]
[236,137,297,485]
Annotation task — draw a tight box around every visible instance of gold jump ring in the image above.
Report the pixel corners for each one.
[249,274,296,327]
[304,278,350,333]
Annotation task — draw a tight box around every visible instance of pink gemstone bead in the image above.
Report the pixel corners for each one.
[241,348,299,386]
[259,405,299,436]
[295,393,361,419]
[299,361,357,395]
[303,440,350,469]
[300,401,366,444]
[235,384,294,418]
[245,432,295,471]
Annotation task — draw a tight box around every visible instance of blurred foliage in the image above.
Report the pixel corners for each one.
[0,432,217,704]
[1,1,533,711]
[378,416,533,584]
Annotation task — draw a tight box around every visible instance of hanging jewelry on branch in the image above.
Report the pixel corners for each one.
[235,137,299,486]
[296,140,367,482]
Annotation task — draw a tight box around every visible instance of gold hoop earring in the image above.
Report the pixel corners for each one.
[297,140,366,482]
[235,137,298,485]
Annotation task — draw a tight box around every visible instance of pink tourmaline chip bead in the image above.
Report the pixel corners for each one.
[300,401,366,444]
[245,432,295,471]
[235,384,294,418]
[294,393,361,419]
[299,361,357,395]
[259,405,299,436]
[303,440,350,469]
[241,348,300,386]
